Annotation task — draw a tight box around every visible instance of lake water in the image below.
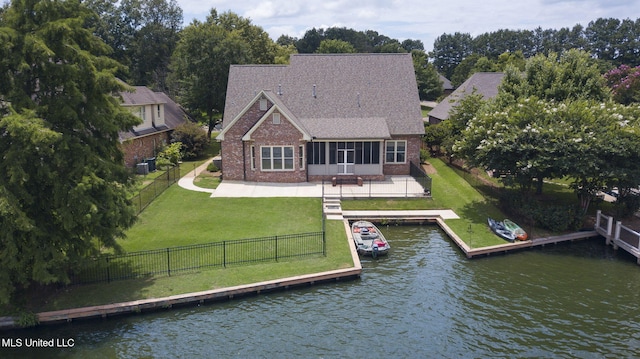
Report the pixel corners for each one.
[3,225,640,358]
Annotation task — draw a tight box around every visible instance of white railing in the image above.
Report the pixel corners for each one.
[596,210,640,264]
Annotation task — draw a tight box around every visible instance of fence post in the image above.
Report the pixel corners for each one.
[405,178,408,197]
[167,248,171,276]
[323,231,326,256]
[275,236,278,262]
[223,241,226,268]
[106,257,111,283]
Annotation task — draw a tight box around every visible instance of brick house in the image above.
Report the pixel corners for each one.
[216,53,424,183]
[119,86,191,168]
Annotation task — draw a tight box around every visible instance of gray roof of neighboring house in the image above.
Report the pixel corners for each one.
[222,53,424,138]
[121,86,167,106]
[119,87,190,141]
[428,72,504,122]
[438,74,454,91]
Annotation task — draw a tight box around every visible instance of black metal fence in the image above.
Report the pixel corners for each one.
[70,232,325,285]
[410,161,432,197]
[131,166,181,215]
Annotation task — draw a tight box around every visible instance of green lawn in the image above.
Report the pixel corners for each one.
[122,189,323,251]
[15,156,583,314]
[37,220,351,311]
[343,158,512,248]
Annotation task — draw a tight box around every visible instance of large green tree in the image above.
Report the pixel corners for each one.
[498,49,610,105]
[170,9,259,137]
[85,0,182,90]
[0,0,139,304]
[456,50,615,196]
[412,50,443,101]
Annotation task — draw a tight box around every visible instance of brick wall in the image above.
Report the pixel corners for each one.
[221,99,308,182]
[121,131,170,168]
[382,135,422,176]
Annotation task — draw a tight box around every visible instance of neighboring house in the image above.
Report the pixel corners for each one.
[438,74,455,97]
[119,86,190,168]
[216,53,424,183]
[428,72,505,124]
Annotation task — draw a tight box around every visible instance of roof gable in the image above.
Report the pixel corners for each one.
[217,90,310,141]
[242,104,311,141]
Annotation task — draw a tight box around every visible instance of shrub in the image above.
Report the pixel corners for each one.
[420,148,430,163]
[499,191,583,232]
[171,121,208,159]
[207,162,218,172]
[156,142,182,167]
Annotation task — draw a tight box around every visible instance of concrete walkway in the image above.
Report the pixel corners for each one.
[177,159,216,194]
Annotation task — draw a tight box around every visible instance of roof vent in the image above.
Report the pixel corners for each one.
[312,84,316,98]
[278,84,282,96]
[357,92,361,108]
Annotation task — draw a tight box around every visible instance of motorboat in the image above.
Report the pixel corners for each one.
[351,220,390,256]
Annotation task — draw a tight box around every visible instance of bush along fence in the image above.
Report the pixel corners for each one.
[131,166,180,215]
[70,232,326,285]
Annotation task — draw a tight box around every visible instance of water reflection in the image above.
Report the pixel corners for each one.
[2,225,640,358]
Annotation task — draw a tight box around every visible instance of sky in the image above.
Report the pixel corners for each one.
[176,0,640,51]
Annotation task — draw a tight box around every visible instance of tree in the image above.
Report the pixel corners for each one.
[85,0,183,90]
[605,64,640,104]
[431,32,474,79]
[216,11,276,65]
[170,10,253,138]
[412,50,443,101]
[586,18,640,67]
[0,0,139,304]
[316,39,356,53]
[498,49,610,105]
[456,49,618,198]
[170,121,209,159]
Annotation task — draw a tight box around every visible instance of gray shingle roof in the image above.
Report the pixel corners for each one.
[222,53,424,138]
[121,86,167,105]
[428,72,504,122]
[119,87,190,141]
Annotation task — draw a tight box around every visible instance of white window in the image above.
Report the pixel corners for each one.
[272,113,281,124]
[261,146,294,171]
[385,140,406,163]
[260,99,267,111]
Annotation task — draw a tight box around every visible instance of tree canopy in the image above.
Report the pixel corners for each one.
[453,50,640,215]
[0,0,139,304]
[169,10,272,137]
